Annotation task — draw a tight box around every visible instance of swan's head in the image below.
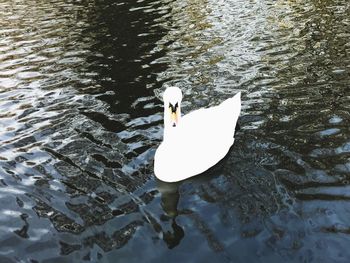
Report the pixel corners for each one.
[163,86,182,128]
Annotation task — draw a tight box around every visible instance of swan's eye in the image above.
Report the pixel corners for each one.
[168,102,178,113]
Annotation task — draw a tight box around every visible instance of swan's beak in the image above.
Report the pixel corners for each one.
[171,112,178,127]
[169,102,179,127]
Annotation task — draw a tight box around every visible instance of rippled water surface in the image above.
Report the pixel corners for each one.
[0,0,349,262]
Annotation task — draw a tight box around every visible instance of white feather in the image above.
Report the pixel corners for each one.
[154,87,241,182]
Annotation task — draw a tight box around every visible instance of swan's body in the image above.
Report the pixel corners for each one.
[154,87,241,182]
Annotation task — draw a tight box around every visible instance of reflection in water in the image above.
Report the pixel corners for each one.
[0,0,349,261]
[157,180,181,218]
[156,180,184,249]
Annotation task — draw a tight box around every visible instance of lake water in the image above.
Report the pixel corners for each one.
[0,0,349,262]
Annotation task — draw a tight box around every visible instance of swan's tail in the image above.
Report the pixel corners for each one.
[220,91,241,134]
[231,92,241,132]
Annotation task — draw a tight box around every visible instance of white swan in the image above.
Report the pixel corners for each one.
[154,87,241,182]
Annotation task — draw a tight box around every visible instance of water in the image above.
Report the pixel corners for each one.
[0,0,349,262]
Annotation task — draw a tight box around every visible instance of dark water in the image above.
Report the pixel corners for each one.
[0,0,349,261]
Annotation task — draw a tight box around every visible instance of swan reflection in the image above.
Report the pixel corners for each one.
[156,180,184,249]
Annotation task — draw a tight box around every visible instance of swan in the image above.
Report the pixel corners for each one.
[154,86,241,182]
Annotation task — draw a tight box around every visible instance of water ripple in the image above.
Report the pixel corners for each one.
[0,0,349,261]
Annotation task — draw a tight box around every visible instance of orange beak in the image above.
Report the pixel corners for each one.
[169,108,178,127]
[171,112,178,125]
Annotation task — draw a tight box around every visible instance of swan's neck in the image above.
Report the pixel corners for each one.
[163,105,181,141]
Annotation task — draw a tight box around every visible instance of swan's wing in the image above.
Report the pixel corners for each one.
[174,92,241,175]
[215,91,241,133]
[181,91,241,139]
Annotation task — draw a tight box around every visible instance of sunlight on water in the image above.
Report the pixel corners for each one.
[0,0,349,261]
